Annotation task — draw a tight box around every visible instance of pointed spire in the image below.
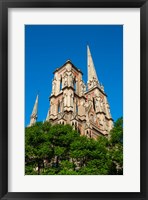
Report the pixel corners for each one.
[29,94,38,126]
[31,94,38,116]
[87,45,100,89]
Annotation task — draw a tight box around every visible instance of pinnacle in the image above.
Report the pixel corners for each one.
[31,94,38,117]
[87,45,100,89]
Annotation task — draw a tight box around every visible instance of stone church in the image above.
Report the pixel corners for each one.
[29,46,113,139]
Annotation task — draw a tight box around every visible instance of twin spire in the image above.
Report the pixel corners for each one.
[29,46,100,126]
[87,45,99,83]
[29,94,38,126]
[31,94,38,116]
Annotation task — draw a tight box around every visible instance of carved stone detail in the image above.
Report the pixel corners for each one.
[44,47,114,138]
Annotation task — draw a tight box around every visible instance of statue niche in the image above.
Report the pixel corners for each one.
[63,93,67,107]
[95,97,102,113]
[63,73,68,87]
[68,72,74,87]
[80,80,86,95]
[62,71,74,88]
[50,98,54,114]
[52,78,57,95]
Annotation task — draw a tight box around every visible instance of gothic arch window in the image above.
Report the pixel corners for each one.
[76,102,78,113]
[93,98,96,111]
[73,78,76,91]
[63,121,64,125]
[60,77,62,91]
[58,101,60,113]
[76,105,78,113]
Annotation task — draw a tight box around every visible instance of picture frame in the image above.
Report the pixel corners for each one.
[0,0,147,199]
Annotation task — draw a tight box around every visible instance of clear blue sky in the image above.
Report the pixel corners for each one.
[25,25,123,126]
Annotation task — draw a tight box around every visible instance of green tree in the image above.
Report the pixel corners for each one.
[25,118,123,175]
[25,122,53,174]
[109,117,123,174]
[25,123,79,174]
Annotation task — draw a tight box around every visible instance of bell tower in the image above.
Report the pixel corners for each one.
[46,60,86,134]
[46,46,113,138]
[84,46,113,138]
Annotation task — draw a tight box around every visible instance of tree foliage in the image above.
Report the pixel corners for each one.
[25,118,123,175]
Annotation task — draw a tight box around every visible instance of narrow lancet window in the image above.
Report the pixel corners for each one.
[73,78,76,91]
[60,78,62,91]
[58,102,60,113]
[93,98,96,111]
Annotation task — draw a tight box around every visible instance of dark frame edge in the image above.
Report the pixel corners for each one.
[0,0,8,200]
[0,0,148,200]
[140,1,148,200]
[0,1,3,199]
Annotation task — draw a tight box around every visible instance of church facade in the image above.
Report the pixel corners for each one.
[29,46,113,139]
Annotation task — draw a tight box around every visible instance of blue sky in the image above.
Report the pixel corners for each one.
[25,25,123,126]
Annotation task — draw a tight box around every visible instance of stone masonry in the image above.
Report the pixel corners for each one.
[43,46,114,139]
